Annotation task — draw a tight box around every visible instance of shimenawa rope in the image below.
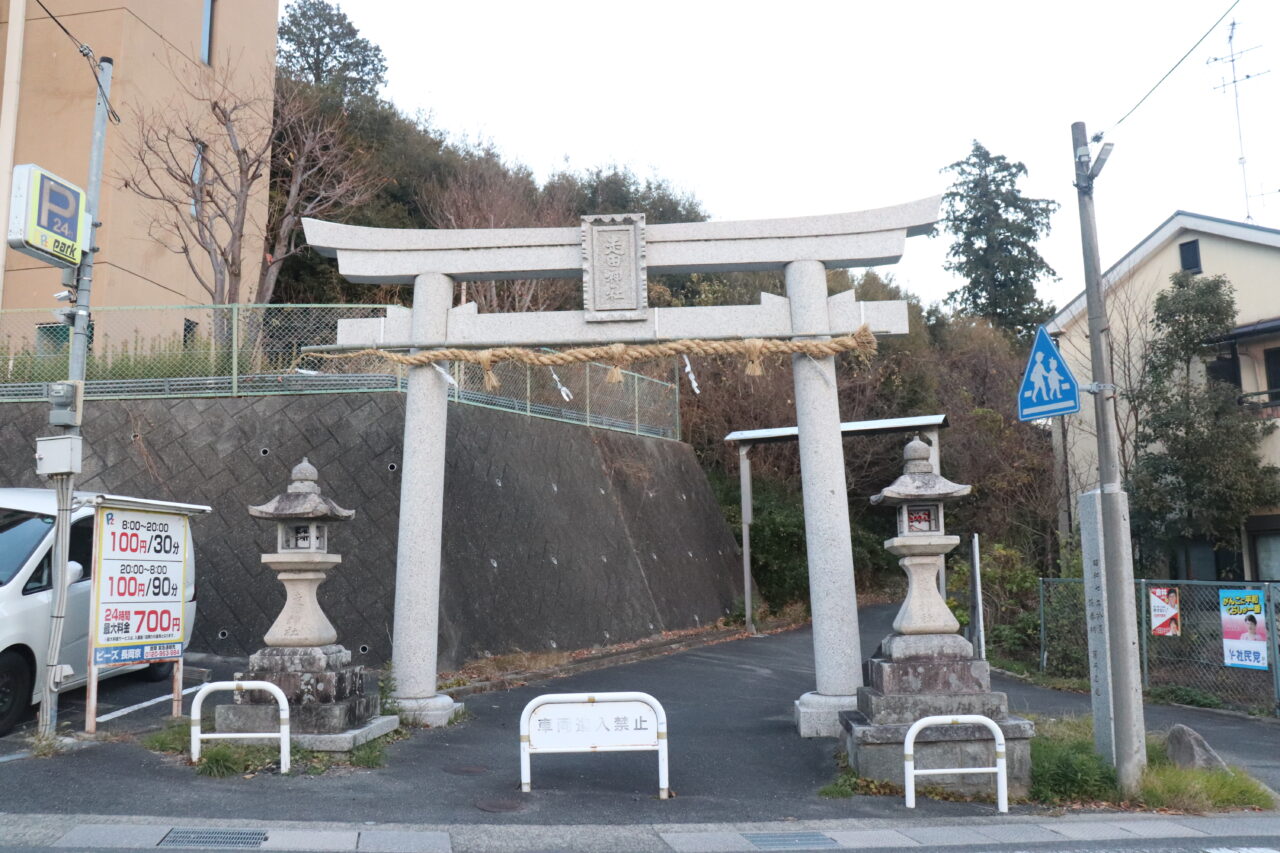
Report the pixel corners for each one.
[300,325,877,391]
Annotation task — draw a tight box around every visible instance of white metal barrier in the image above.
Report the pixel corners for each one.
[190,680,291,774]
[520,691,668,799]
[903,714,1007,813]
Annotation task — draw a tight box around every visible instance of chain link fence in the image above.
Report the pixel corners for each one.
[0,304,679,439]
[1040,577,1280,715]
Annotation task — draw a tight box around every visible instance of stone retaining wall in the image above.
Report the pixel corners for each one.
[0,395,742,669]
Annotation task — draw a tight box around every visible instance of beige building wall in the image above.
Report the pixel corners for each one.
[1049,213,1280,578]
[0,0,277,315]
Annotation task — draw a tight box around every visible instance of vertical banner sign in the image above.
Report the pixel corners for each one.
[91,507,188,666]
[1220,589,1268,671]
[1149,587,1181,637]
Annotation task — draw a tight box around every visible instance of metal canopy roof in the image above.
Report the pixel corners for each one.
[724,414,947,446]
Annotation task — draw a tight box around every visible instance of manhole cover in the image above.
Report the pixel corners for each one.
[443,764,488,775]
[474,798,524,813]
[158,828,268,849]
[741,831,838,850]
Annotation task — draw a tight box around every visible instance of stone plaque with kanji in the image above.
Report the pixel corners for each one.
[581,214,648,322]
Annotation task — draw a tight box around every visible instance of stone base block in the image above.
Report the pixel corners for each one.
[855,687,1008,725]
[234,668,376,707]
[864,656,991,694]
[209,714,400,753]
[841,711,1034,799]
[397,694,465,728]
[875,633,974,661]
[216,693,381,735]
[248,644,351,673]
[794,691,859,738]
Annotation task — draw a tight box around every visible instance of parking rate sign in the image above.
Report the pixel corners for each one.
[91,507,188,666]
[1017,326,1081,421]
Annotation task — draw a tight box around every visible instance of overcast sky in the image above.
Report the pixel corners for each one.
[335,0,1279,311]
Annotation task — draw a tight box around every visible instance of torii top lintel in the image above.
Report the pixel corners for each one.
[302,195,940,286]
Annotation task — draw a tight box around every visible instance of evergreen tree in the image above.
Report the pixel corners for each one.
[941,141,1058,338]
[278,0,387,99]
[1129,272,1280,562]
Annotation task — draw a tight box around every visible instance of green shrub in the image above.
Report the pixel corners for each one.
[350,739,386,768]
[142,719,190,755]
[1030,718,1119,803]
[1146,685,1224,709]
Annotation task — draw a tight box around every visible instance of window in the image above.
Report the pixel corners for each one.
[1206,342,1241,389]
[1179,239,1202,273]
[1257,533,1280,582]
[35,323,69,357]
[1265,348,1280,403]
[189,142,205,218]
[22,516,93,594]
[0,510,53,587]
[200,0,216,64]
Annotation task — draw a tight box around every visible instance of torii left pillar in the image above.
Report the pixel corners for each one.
[391,272,462,725]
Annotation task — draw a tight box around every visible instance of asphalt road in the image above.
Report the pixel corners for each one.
[1,604,1277,833]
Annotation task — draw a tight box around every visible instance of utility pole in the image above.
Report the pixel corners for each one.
[1071,121,1146,794]
[37,56,113,740]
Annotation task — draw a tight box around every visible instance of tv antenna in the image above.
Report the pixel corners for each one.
[1207,19,1269,222]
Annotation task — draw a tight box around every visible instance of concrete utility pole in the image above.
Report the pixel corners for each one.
[37,57,113,739]
[1070,120,1146,793]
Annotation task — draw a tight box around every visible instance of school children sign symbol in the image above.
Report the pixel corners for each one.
[1017,327,1080,422]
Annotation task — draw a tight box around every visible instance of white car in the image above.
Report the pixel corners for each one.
[0,488,206,736]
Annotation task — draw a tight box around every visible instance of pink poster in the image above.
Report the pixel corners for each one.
[1220,589,1268,671]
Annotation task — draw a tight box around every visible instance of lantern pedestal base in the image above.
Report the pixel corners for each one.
[840,631,1034,797]
[215,644,383,738]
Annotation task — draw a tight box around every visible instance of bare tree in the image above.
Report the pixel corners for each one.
[259,75,379,305]
[124,63,271,313]
[1056,271,1158,487]
[420,144,578,314]
[124,59,376,318]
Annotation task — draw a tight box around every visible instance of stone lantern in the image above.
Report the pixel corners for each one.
[247,458,353,647]
[216,459,393,749]
[840,435,1034,798]
[870,436,970,637]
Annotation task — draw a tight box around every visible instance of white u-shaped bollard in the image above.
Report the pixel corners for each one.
[190,680,291,774]
[903,714,1007,813]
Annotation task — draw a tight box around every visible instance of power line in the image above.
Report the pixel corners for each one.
[1096,0,1240,142]
[31,0,121,124]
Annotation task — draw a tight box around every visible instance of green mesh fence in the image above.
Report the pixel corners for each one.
[1039,577,1280,715]
[0,304,679,439]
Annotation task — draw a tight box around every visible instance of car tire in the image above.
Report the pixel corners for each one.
[0,650,33,737]
[141,661,174,682]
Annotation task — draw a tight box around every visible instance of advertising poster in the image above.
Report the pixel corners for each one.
[1220,589,1268,671]
[91,507,188,666]
[1149,586,1181,637]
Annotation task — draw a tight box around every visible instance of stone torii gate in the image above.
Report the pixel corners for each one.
[304,198,938,737]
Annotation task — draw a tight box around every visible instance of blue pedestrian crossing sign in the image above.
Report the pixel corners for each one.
[1017,327,1080,421]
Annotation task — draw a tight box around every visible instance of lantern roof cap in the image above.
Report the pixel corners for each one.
[871,436,971,505]
[248,457,355,521]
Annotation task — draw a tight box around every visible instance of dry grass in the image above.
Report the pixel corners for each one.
[453,650,572,683]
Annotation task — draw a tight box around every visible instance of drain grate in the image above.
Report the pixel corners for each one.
[158,828,268,849]
[741,831,839,850]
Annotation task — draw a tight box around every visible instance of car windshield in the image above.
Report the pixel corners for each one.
[0,509,54,586]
